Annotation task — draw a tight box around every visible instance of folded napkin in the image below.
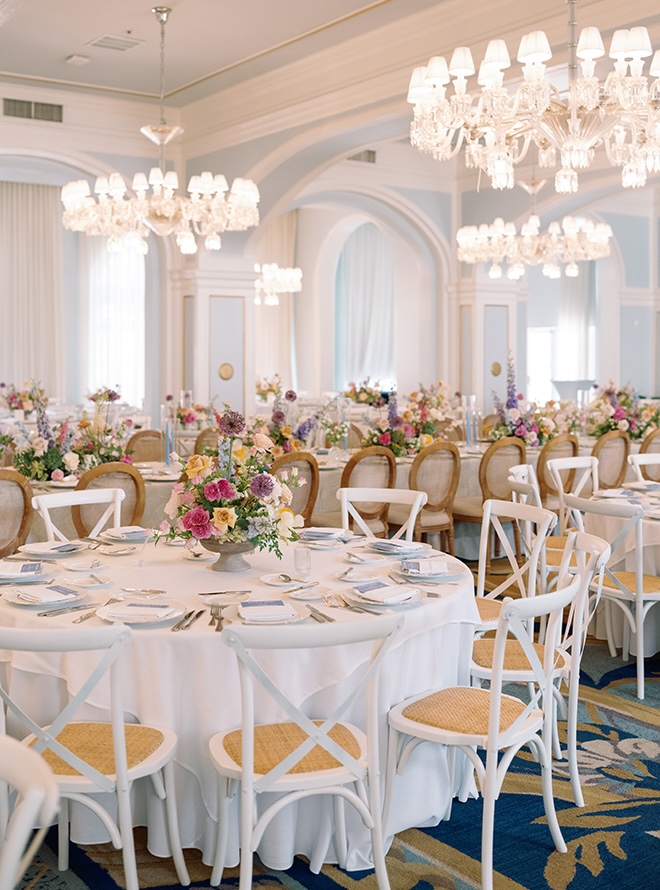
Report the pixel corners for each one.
[370,540,425,553]
[352,580,419,604]
[18,584,78,604]
[300,528,347,540]
[238,599,297,623]
[107,526,147,540]
[401,557,450,576]
[0,562,43,578]
[105,602,176,621]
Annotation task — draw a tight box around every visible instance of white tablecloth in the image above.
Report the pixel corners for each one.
[0,540,479,871]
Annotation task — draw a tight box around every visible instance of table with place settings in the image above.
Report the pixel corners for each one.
[0,532,479,872]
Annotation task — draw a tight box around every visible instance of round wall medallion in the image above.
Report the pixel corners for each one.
[491,361,502,377]
[218,362,234,380]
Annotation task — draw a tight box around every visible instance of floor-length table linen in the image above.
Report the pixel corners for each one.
[0,539,479,871]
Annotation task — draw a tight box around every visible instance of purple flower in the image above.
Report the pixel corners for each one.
[250,473,275,498]
[391,415,403,429]
[182,505,213,539]
[165,394,174,401]
[272,410,286,425]
[285,389,297,402]
[217,411,245,437]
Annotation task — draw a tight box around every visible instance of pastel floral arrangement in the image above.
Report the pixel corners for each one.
[321,417,350,447]
[12,408,79,481]
[252,389,318,455]
[531,400,583,444]
[0,379,47,416]
[157,410,304,557]
[342,379,387,407]
[490,354,541,446]
[402,380,460,438]
[72,410,132,471]
[586,381,660,440]
[256,374,282,401]
[362,395,429,456]
[88,386,121,405]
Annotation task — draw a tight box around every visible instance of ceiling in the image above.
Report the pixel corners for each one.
[0,0,441,106]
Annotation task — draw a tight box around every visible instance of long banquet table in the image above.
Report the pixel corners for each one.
[0,538,479,871]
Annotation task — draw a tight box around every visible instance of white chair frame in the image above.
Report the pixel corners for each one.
[0,625,190,890]
[337,487,428,541]
[547,456,600,534]
[627,452,660,483]
[386,578,581,890]
[31,488,125,542]
[208,614,403,890]
[0,736,59,890]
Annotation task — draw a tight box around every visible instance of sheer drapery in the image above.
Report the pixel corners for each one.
[80,237,145,408]
[556,260,596,380]
[0,181,64,394]
[334,222,394,390]
[254,210,297,385]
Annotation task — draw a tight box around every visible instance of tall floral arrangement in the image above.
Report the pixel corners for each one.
[72,411,132,471]
[157,410,304,557]
[402,381,460,438]
[490,354,541,446]
[0,379,47,416]
[12,408,79,481]
[586,381,660,440]
[256,388,318,454]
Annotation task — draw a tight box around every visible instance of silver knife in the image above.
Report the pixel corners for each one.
[39,603,97,617]
[281,581,320,595]
[308,606,335,623]
[180,609,205,630]
[171,609,195,632]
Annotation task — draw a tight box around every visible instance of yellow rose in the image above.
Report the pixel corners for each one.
[419,433,433,447]
[281,426,293,439]
[185,454,213,479]
[212,506,237,534]
[277,507,304,537]
[291,438,302,451]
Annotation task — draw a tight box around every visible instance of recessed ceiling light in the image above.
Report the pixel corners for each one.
[65,54,90,66]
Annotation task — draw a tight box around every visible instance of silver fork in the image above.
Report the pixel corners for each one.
[215,603,232,631]
[73,597,120,623]
[322,593,369,614]
[209,603,220,626]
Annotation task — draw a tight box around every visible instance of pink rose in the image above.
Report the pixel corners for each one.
[51,469,64,481]
[181,506,213,539]
[613,406,626,420]
[159,520,170,533]
[403,424,414,438]
[120,454,132,463]
[379,432,391,445]
[204,479,236,501]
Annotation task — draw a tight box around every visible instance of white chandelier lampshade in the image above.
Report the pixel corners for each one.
[254,263,303,306]
[61,7,259,254]
[407,0,660,193]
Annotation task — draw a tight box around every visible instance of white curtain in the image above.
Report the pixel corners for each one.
[80,238,146,408]
[556,260,596,380]
[334,222,395,390]
[254,210,297,386]
[0,181,64,394]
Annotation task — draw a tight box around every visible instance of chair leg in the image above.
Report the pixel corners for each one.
[57,797,69,871]
[332,796,347,869]
[480,751,498,890]
[604,600,618,657]
[115,784,140,890]
[210,776,232,888]
[530,736,566,854]
[636,607,645,701]
[162,761,191,886]
[447,525,455,556]
[566,674,584,807]
[367,769,391,890]
[238,783,255,890]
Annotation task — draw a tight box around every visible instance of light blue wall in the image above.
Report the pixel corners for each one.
[394,188,452,243]
[620,305,653,395]
[526,267,561,328]
[601,213,649,289]
[461,188,530,227]
[483,305,509,407]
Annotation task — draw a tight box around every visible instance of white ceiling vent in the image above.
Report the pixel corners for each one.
[88,34,144,51]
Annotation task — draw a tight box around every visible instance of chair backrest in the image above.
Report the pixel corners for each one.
[339,447,396,530]
[476,499,557,602]
[194,426,219,455]
[536,433,579,504]
[125,429,164,463]
[627,452,660,484]
[481,413,500,437]
[638,428,660,480]
[547,456,599,533]
[591,430,630,489]
[270,452,320,526]
[337,487,428,540]
[73,462,146,535]
[0,736,59,890]
[478,437,527,501]
[347,423,364,449]
[220,614,402,794]
[0,469,34,557]
[31,488,125,542]
[409,441,460,516]
[508,464,542,507]
[0,624,132,795]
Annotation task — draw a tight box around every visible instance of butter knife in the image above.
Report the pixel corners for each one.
[180,609,205,630]
[281,581,320,595]
[308,606,335,623]
[171,609,195,632]
[39,603,97,618]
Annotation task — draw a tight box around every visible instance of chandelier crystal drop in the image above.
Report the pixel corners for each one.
[61,7,259,254]
[407,0,660,192]
[254,263,303,306]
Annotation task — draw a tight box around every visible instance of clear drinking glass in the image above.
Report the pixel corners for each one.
[293,546,312,580]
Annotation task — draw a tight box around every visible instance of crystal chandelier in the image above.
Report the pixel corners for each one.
[456,179,612,279]
[407,0,660,193]
[61,7,259,254]
[253,263,303,306]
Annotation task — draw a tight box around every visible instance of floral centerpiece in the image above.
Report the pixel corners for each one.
[489,354,541,446]
[342,380,387,407]
[320,417,350,447]
[256,374,282,402]
[402,380,460,438]
[163,395,213,430]
[72,411,132,471]
[362,395,429,456]
[255,388,318,455]
[586,381,660,440]
[0,379,47,417]
[531,400,583,444]
[156,410,304,568]
[12,408,79,481]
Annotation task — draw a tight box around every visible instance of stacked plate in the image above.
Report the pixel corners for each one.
[100,526,151,544]
[18,541,88,558]
[392,555,464,583]
[2,583,86,609]
[363,540,431,559]
[96,599,186,626]
[346,580,421,608]
[0,562,53,585]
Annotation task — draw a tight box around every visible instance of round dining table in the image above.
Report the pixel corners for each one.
[0,536,479,872]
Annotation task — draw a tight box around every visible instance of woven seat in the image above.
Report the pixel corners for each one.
[35,723,164,776]
[603,571,660,595]
[475,598,504,622]
[472,639,568,673]
[0,468,33,557]
[387,578,582,890]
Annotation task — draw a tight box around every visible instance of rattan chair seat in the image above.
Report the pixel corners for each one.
[34,723,164,777]
[401,686,528,736]
[472,639,568,673]
[475,598,503,621]
[602,571,660,595]
[222,721,361,774]
[546,534,571,550]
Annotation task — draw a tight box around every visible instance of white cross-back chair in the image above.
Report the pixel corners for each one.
[627,452,660,484]
[386,575,581,890]
[0,625,190,890]
[471,530,610,807]
[337,487,428,541]
[564,493,660,700]
[0,736,59,890]
[31,489,125,542]
[547,456,599,534]
[474,499,556,632]
[208,614,403,890]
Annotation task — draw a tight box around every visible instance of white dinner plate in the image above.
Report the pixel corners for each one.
[364,541,432,558]
[392,568,465,583]
[100,526,150,543]
[93,544,137,556]
[183,549,216,562]
[0,561,50,580]
[61,574,112,589]
[303,540,344,551]
[260,573,303,587]
[60,559,108,572]
[343,587,422,609]
[18,541,87,558]
[284,585,328,601]
[593,489,629,499]
[142,473,180,483]
[197,591,249,605]
[1,586,87,608]
[336,568,380,583]
[225,600,309,625]
[97,599,186,626]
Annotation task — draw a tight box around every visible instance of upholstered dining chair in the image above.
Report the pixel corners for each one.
[535,433,579,512]
[387,441,461,552]
[452,436,526,572]
[194,426,219,455]
[311,445,396,535]
[590,429,630,489]
[270,451,320,526]
[73,462,146,535]
[125,429,164,463]
[0,468,34,557]
[637,428,660,480]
